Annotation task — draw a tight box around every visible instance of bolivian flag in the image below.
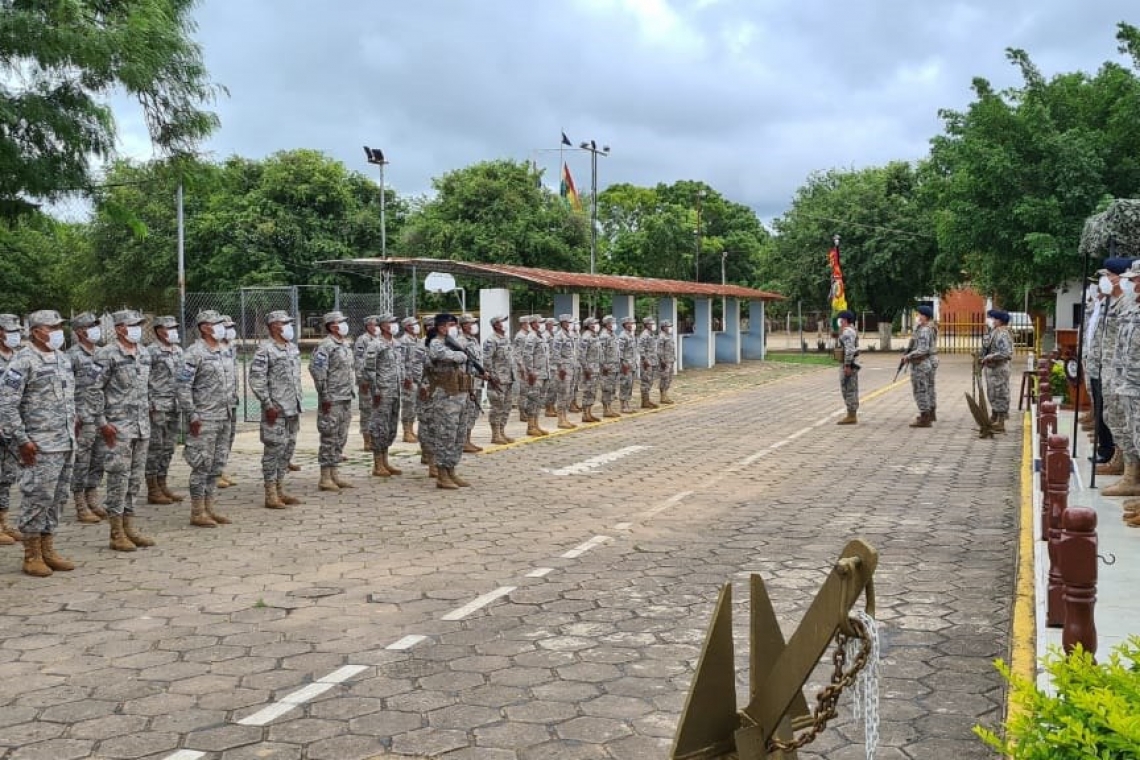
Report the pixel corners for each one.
[560,162,582,212]
[828,245,847,312]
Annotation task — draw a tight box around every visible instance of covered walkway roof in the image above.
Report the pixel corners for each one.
[322,257,785,301]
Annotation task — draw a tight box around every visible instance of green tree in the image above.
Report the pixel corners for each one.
[0,213,83,313]
[0,0,222,216]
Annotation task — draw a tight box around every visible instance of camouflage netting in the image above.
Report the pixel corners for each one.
[1079,199,1140,259]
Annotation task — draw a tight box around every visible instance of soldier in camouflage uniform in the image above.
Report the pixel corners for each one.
[1103,261,1140,499]
[980,309,1014,433]
[177,310,237,527]
[578,317,601,422]
[354,315,381,452]
[904,305,936,428]
[599,315,621,418]
[484,315,516,444]
[638,316,659,409]
[145,316,184,506]
[363,314,404,478]
[569,319,583,413]
[1092,259,1131,477]
[552,314,578,430]
[657,320,676,405]
[459,315,485,452]
[215,316,240,488]
[425,313,473,489]
[248,310,303,509]
[67,311,107,523]
[616,316,638,413]
[90,310,155,551]
[513,315,532,424]
[836,310,860,425]
[1086,275,1116,467]
[0,314,26,546]
[310,310,356,491]
[523,315,551,437]
[400,316,425,444]
[0,310,77,576]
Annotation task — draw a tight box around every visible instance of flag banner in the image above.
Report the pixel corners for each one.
[560,162,582,211]
[561,131,572,147]
[828,245,847,312]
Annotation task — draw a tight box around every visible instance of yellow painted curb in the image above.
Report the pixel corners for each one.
[1008,409,1036,721]
[860,376,910,404]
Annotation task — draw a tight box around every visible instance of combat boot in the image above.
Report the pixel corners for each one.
[0,511,21,541]
[0,524,12,546]
[85,488,107,518]
[1102,462,1140,497]
[146,476,173,505]
[463,433,483,453]
[122,515,155,547]
[659,391,674,405]
[40,534,75,571]
[204,496,232,524]
[526,416,549,437]
[108,516,137,552]
[382,451,402,475]
[1096,448,1124,475]
[74,491,101,523]
[602,403,621,419]
[447,467,470,487]
[519,408,527,422]
[836,412,858,425]
[189,498,217,528]
[287,462,301,472]
[581,406,596,423]
[490,424,510,445]
[159,476,183,502]
[620,399,633,413]
[992,414,1007,433]
[217,473,234,488]
[402,424,418,444]
[371,452,391,477]
[909,411,932,428]
[557,411,577,430]
[318,467,340,492]
[21,536,52,577]
[1121,498,1140,519]
[640,392,658,409]
[264,481,286,508]
[569,400,582,413]
[502,426,516,443]
[276,480,301,505]
[545,403,558,418]
[436,467,459,490]
[331,468,354,489]
[361,432,373,452]
[929,407,937,422]
[1126,510,1140,528]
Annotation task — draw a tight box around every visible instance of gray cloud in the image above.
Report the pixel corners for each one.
[112,0,1138,222]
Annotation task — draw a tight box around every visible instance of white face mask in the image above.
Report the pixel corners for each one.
[389,323,400,336]
[4,331,21,349]
[663,326,672,334]
[165,329,179,344]
[280,324,294,341]
[410,324,420,334]
[535,323,545,334]
[47,329,65,350]
[1100,275,1114,295]
[447,325,459,338]
[211,323,227,341]
[591,324,600,333]
[985,318,995,329]
[336,321,349,337]
[225,326,237,341]
[125,325,143,344]
[1124,279,1137,296]
[85,326,102,344]
[647,324,656,331]
[571,324,579,334]
[468,324,479,336]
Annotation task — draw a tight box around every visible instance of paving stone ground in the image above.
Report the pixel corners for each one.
[0,354,1019,760]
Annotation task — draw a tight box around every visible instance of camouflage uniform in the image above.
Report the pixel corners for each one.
[425,331,471,473]
[552,317,578,421]
[657,322,677,402]
[638,319,658,403]
[0,311,76,546]
[400,318,426,441]
[67,315,106,508]
[354,317,380,447]
[520,318,550,423]
[617,319,638,412]
[483,317,516,441]
[362,320,403,457]
[89,312,152,520]
[218,317,240,486]
[459,316,484,443]
[839,323,860,415]
[1085,292,1115,460]
[145,317,183,490]
[599,318,621,412]
[1114,292,1140,472]
[906,319,936,418]
[1103,296,1130,460]
[579,319,601,414]
[309,312,356,471]
[981,325,1013,415]
[543,319,558,414]
[513,317,531,420]
[0,316,23,539]
[248,313,303,488]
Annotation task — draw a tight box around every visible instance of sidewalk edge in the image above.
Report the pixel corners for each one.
[1008,409,1036,721]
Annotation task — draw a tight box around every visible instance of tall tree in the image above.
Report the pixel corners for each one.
[0,0,223,216]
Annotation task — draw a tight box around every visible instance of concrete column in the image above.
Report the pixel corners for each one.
[743,300,767,360]
[553,293,581,321]
[657,297,679,372]
[682,298,715,369]
[611,294,635,323]
[715,298,741,364]
[479,288,511,347]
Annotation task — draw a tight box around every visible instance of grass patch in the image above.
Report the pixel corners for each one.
[765,352,837,366]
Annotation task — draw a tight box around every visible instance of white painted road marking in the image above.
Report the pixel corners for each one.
[639,491,692,519]
[546,445,649,476]
[237,701,297,727]
[321,665,369,683]
[387,634,428,650]
[613,522,632,530]
[526,567,554,578]
[561,535,611,558]
[441,586,517,620]
[165,752,206,760]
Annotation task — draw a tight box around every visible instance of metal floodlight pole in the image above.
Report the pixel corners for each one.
[363,145,389,258]
[177,181,185,346]
[578,139,609,314]
[1072,248,1093,459]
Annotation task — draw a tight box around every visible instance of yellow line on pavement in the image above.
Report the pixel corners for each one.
[859,376,910,404]
[1008,409,1036,721]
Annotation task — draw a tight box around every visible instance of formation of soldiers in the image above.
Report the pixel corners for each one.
[0,307,679,576]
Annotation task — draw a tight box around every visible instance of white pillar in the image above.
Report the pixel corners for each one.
[682,298,715,369]
[743,300,767,360]
[657,297,679,372]
[715,298,741,364]
[479,288,511,345]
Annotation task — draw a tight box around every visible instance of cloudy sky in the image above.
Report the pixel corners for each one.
[113,0,1136,222]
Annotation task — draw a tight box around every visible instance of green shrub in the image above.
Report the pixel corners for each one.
[975,637,1140,758]
[1049,361,1071,406]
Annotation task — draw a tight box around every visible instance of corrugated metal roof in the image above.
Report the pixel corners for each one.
[322,258,786,301]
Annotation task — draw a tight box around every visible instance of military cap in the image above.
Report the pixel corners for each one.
[28,310,64,328]
[221,314,235,326]
[112,309,145,326]
[0,314,21,332]
[490,314,509,325]
[620,315,635,325]
[196,309,225,325]
[153,315,178,329]
[558,314,573,323]
[434,312,457,325]
[377,313,397,323]
[264,310,293,325]
[527,314,543,323]
[986,309,1010,323]
[582,317,598,327]
[458,314,477,325]
[71,311,98,329]
[642,316,656,325]
[1100,257,1134,275]
[322,310,346,325]
[659,320,673,328]
[601,315,615,325]
[518,314,531,324]
[916,305,934,319]
[362,314,381,325]
[400,316,419,327]
[422,315,436,326]
[837,310,856,323]
[544,317,556,325]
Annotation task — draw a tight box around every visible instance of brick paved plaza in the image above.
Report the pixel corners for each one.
[0,354,1019,759]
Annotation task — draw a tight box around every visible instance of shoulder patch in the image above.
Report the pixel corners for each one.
[178,362,197,382]
[311,352,328,369]
[2,369,22,390]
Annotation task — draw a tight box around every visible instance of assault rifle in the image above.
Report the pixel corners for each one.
[967,334,995,438]
[444,335,501,392]
[893,338,915,382]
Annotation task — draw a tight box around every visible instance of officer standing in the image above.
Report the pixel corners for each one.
[363,314,404,478]
[980,309,1014,433]
[638,317,659,409]
[524,315,551,437]
[459,315,484,452]
[90,309,155,551]
[579,317,601,422]
[145,316,184,505]
[426,313,472,489]
[484,315,516,444]
[617,316,638,413]
[513,315,532,424]
[569,318,583,413]
[0,314,27,546]
[310,310,356,491]
[657,320,676,405]
[905,305,937,428]
[0,310,77,576]
[415,316,436,472]
[399,316,425,444]
[248,310,304,509]
[543,318,559,419]
[354,315,381,452]
[216,315,240,489]
[553,314,578,430]
[177,310,236,527]
[67,311,107,523]
[836,310,860,425]
[599,316,621,418]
